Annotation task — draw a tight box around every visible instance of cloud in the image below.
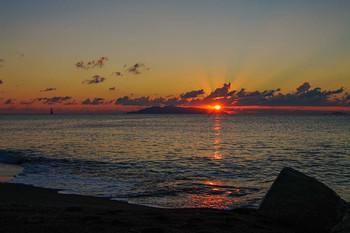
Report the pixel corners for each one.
[115,96,186,106]
[63,100,78,105]
[109,87,116,91]
[180,89,205,99]
[81,98,112,105]
[40,88,56,92]
[75,57,108,70]
[112,71,123,77]
[227,88,282,106]
[296,82,311,92]
[114,82,349,107]
[127,63,150,75]
[20,100,35,105]
[4,99,14,104]
[83,75,106,84]
[34,96,72,104]
[206,83,232,99]
[0,79,3,85]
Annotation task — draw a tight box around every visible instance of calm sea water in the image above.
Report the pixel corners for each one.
[0,114,349,209]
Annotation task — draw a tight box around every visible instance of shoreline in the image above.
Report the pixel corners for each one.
[0,162,23,182]
[0,182,296,233]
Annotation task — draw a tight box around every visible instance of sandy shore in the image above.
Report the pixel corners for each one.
[0,163,23,182]
[0,183,298,233]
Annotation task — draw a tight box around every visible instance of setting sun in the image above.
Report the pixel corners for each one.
[214,105,221,110]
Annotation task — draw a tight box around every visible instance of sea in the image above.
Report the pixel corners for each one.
[0,114,349,209]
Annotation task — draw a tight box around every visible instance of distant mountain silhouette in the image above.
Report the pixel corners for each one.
[127,105,210,114]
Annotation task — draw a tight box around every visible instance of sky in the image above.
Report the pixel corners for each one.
[0,0,350,113]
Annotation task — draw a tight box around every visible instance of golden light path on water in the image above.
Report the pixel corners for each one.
[184,114,240,209]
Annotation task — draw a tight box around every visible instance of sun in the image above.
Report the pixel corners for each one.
[214,105,221,110]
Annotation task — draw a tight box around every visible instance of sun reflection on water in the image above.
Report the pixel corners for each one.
[183,194,238,209]
[212,115,223,160]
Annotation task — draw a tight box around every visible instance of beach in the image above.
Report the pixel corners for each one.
[0,182,296,233]
[0,115,348,232]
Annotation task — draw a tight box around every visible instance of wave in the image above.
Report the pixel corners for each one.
[0,150,26,164]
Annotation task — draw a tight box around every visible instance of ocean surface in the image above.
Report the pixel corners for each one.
[0,114,349,209]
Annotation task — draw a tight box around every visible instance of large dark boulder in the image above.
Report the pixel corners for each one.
[257,167,348,233]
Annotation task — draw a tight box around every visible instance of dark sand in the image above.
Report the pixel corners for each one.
[0,183,297,233]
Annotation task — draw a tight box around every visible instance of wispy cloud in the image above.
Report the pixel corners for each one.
[111,63,150,77]
[83,75,106,84]
[20,97,71,105]
[40,88,56,92]
[81,98,113,105]
[75,57,109,70]
[63,100,78,105]
[112,71,123,77]
[127,63,150,75]
[115,96,186,106]
[34,96,72,104]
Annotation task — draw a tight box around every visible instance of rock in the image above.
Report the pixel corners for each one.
[257,167,348,233]
[331,203,350,233]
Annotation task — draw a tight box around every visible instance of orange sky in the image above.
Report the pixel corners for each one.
[1,1,350,114]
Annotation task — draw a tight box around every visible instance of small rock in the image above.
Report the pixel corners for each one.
[257,167,348,233]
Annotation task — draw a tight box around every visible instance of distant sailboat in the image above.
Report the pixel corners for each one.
[50,108,53,115]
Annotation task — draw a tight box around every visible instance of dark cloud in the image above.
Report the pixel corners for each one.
[114,82,349,107]
[40,88,56,92]
[4,99,14,104]
[20,100,35,105]
[227,88,282,106]
[109,87,116,91]
[75,57,108,70]
[34,96,72,104]
[206,83,232,99]
[115,96,186,106]
[296,82,311,92]
[180,89,205,99]
[83,75,106,84]
[112,71,123,77]
[81,98,111,105]
[75,61,85,69]
[63,100,78,105]
[127,63,150,75]
[261,85,345,106]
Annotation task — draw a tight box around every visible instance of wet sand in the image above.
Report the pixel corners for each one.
[0,163,23,182]
[0,183,297,233]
